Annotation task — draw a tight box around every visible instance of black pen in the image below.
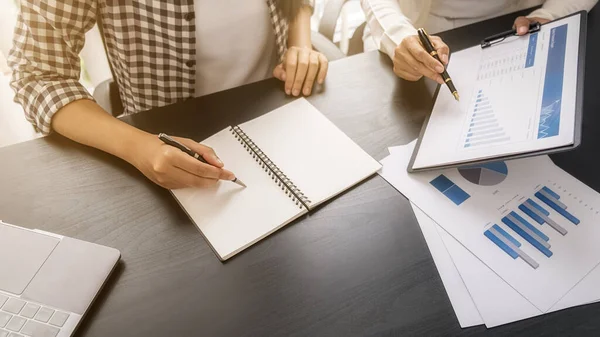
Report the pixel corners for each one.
[417,28,460,101]
[158,133,246,187]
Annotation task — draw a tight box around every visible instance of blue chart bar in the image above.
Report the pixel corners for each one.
[430,175,470,206]
[485,224,539,269]
[520,198,569,236]
[542,186,560,199]
[519,201,545,224]
[502,213,553,257]
[511,211,549,241]
[535,186,581,225]
[485,225,519,259]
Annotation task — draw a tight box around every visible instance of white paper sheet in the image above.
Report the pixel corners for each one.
[410,203,484,328]
[387,145,600,328]
[411,194,600,328]
[381,142,600,313]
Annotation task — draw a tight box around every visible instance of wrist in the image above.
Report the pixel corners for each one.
[118,129,157,168]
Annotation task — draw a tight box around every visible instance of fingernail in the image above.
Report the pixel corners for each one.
[303,88,310,95]
[436,65,444,73]
[437,77,444,84]
[518,27,527,35]
[286,89,291,95]
[442,54,448,63]
[216,158,223,165]
[318,79,324,84]
[293,89,299,96]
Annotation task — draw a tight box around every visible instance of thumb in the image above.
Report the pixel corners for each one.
[273,63,286,81]
[176,137,224,168]
[514,16,531,35]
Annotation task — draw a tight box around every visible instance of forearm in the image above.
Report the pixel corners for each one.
[529,0,598,20]
[52,99,150,165]
[288,5,312,48]
[361,0,418,60]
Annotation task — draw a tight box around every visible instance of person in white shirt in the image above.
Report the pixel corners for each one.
[361,0,598,84]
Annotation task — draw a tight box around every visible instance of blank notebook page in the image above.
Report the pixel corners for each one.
[239,98,381,208]
[171,128,306,260]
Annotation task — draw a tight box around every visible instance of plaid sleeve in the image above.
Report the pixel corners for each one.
[7,0,97,135]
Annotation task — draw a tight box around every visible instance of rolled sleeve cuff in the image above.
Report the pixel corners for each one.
[381,26,417,61]
[30,80,94,135]
[527,9,557,21]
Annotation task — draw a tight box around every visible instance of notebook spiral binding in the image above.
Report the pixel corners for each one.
[230,126,311,210]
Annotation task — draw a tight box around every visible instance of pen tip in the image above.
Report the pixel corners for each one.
[453,92,460,101]
[232,178,247,188]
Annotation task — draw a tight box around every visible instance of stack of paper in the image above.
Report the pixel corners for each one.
[380,142,600,328]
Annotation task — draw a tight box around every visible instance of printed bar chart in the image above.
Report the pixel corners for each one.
[501,212,553,257]
[485,224,539,269]
[519,198,568,235]
[464,90,510,148]
[430,175,470,206]
[485,184,584,269]
[535,186,581,225]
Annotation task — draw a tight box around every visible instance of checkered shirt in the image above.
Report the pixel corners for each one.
[8,0,313,135]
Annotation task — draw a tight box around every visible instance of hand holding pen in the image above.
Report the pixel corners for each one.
[392,32,450,84]
[417,28,459,101]
[131,132,245,189]
[157,134,246,187]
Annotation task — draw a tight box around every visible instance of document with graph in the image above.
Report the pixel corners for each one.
[382,141,600,313]
[409,12,586,172]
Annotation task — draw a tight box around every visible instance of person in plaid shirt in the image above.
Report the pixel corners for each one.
[9,0,328,189]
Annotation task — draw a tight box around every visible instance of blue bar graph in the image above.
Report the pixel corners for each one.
[485,224,540,269]
[430,175,470,206]
[536,193,580,224]
[485,225,519,259]
[519,201,545,224]
[510,211,549,241]
[535,186,580,225]
[484,185,584,269]
[464,90,509,148]
[520,198,568,235]
[502,214,553,257]
[542,186,560,199]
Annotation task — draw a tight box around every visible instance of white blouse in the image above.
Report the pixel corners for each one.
[361,0,598,60]
[194,0,279,97]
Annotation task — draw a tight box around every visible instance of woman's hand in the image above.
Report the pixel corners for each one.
[132,134,235,189]
[273,46,328,97]
[514,16,551,35]
[392,35,449,83]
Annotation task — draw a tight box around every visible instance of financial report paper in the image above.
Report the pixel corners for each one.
[412,14,581,170]
[384,141,600,313]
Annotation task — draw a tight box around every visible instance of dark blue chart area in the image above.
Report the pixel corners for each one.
[430,175,470,206]
[458,161,508,186]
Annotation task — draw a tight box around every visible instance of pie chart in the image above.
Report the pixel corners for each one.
[458,162,508,186]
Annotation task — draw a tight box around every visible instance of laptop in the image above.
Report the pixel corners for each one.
[0,221,120,337]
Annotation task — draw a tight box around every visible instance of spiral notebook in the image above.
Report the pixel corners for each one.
[172,98,381,260]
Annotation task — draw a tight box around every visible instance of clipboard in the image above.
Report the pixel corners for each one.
[408,11,587,173]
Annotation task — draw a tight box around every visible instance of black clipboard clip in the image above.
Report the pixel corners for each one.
[480,22,542,49]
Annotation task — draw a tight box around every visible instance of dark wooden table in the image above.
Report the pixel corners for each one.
[1,6,599,337]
